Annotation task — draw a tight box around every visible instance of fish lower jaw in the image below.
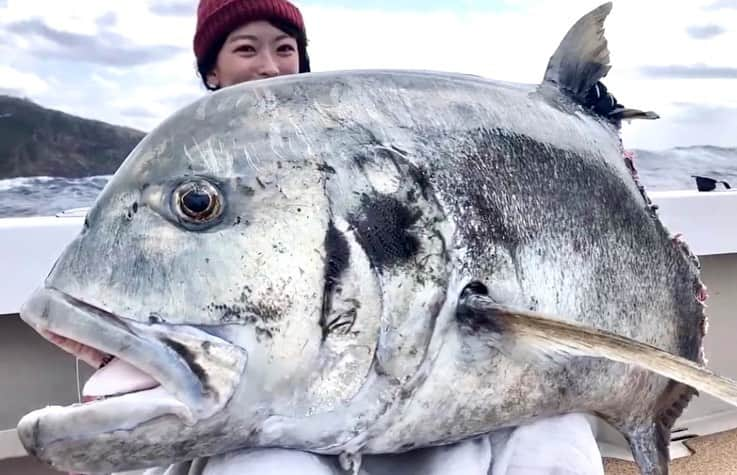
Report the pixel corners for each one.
[70,385,180,413]
[17,385,194,456]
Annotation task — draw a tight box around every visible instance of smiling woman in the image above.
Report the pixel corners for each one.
[193,0,311,91]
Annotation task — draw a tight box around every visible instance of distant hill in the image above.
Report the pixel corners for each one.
[0,95,146,179]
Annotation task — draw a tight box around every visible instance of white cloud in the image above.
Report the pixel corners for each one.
[0,65,49,95]
[91,73,120,91]
[0,0,106,34]
[0,0,735,149]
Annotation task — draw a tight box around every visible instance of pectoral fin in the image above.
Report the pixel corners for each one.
[457,294,737,407]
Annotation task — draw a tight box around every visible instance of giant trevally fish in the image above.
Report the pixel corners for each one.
[15,3,737,474]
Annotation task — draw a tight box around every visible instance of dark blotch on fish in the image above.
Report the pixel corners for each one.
[237,184,255,197]
[349,194,421,269]
[207,301,281,338]
[247,302,281,322]
[325,222,350,285]
[407,165,431,201]
[255,328,274,341]
[317,163,336,174]
[162,338,208,387]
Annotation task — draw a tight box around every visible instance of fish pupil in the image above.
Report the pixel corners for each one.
[183,190,212,215]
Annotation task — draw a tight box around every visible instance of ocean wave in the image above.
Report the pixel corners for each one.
[0,175,112,218]
[633,146,737,191]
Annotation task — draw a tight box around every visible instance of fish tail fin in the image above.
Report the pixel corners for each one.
[457,295,737,408]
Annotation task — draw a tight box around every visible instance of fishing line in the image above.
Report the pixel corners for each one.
[76,357,82,403]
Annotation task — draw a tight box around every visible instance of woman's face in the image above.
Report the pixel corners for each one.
[207,20,299,88]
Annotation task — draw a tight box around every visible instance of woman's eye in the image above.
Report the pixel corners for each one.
[235,45,256,54]
[277,44,296,54]
[172,179,224,227]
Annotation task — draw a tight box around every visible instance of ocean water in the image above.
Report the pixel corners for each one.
[633,146,737,193]
[0,175,111,218]
[0,146,735,218]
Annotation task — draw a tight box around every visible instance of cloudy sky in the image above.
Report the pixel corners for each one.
[1,0,735,151]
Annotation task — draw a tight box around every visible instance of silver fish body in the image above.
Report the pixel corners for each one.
[16,4,729,475]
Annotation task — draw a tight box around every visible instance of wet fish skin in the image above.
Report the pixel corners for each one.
[15,3,737,475]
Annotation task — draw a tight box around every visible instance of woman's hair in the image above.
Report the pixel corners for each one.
[196,18,311,91]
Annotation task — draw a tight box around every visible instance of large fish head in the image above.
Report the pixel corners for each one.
[16,74,454,473]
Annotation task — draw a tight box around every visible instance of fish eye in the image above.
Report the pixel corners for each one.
[172,179,224,226]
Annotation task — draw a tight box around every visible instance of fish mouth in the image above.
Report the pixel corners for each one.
[16,287,247,460]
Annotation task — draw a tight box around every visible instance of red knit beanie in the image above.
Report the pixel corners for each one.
[193,0,305,65]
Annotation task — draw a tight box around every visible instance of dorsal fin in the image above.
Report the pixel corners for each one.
[543,2,613,102]
[543,2,659,122]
